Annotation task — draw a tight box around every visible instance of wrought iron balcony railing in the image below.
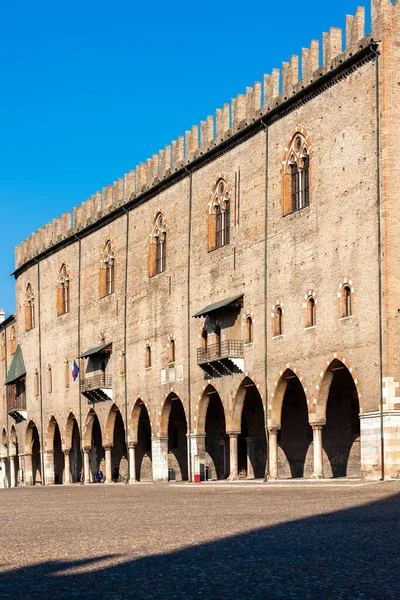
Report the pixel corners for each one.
[197,340,244,365]
[80,374,112,393]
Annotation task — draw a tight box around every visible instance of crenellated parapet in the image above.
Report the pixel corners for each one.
[15,0,397,271]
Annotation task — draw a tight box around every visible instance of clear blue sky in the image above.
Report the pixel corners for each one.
[0,0,371,316]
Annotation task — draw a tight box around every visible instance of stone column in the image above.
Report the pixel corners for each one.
[227,432,240,480]
[312,424,325,479]
[104,445,112,483]
[83,446,91,483]
[219,439,227,479]
[128,442,137,483]
[64,450,71,485]
[151,436,169,482]
[191,434,206,481]
[10,456,16,488]
[268,427,279,480]
[24,453,33,486]
[246,437,255,479]
[0,457,7,488]
[44,450,55,485]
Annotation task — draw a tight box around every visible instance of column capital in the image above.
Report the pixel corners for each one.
[190,433,206,440]
[311,422,326,430]
[227,431,240,438]
[103,444,113,451]
[268,426,279,435]
[152,436,168,442]
[63,449,71,456]
[45,450,55,456]
[83,446,91,453]
[128,442,137,449]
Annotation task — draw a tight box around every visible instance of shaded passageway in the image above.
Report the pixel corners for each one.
[159,394,188,481]
[321,360,361,477]
[65,414,82,483]
[197,385,228,480]
[235,379,267,479]
[130,400,152,482]
[106,405,128,482]
[25,421,42,485]
[47,417,65,484]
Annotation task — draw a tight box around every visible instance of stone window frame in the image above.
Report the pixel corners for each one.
[244,313,254,344]
[281,127,312,216]
[47,364,53,395]
[9,325,16,355]
[271,303,284,338]
[25,283,35,331]
[144,341,152,369]
[148,211,167,277]
[207,173,232,251]
[167,335,176,365]
[100,239,116,298]
[57,263,70,317]
[338,278,355,319]
[303,290,317,329]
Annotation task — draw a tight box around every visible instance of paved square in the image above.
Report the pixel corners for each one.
[0,481,399,599]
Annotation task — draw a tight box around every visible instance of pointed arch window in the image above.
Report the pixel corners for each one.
[57,264,70,316]
[145,345,152,369]
[167,339,175,364]
[245,316,253,343]
[100,241,115,297]
[306,297,316,328]
[342,285,352,318]
[9,326,16,355]
[25,284,35,331]
[274,306,283,337]
[149,213,167,276]
[208,176,231,250]
[282,131,311,215]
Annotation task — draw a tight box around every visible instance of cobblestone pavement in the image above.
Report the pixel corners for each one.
[0,480,399,599]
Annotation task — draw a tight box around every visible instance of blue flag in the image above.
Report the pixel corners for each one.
[72,360,80,382]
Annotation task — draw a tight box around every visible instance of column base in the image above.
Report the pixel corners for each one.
[311,473,324,480]
[227,475,239,481]
[129,478,137,484]
[266,475,278,482]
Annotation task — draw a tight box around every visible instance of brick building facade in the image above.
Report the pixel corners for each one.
[1,0,399,487]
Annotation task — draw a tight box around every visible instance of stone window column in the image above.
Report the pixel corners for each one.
[83,446,91,483]
[312,423,325,479]
[246,437,255,479]
[227,432,240,480]
[104,445,112,483]
[128,442,137,484]
[63,450,71,485]
[151,436,169,482]
[268,427,279,480]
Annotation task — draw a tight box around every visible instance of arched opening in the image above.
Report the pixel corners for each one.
[25,421,41,485]
[87,412,104,482]
[107,406,127,482]
[341,285,352,318]
[199,386,228,480]
[306,297,316,328]
[274,307,283,337]
[161,394,188,481]
[65,414,82,483]
[278,373,312,478]
[245,316,253,343]
[132,401,152,482]
[1,429,9,487]
[53,422,64,484]
[234,379,267,479]
[322,360,360,478]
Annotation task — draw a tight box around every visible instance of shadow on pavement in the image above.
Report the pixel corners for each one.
[1,491,399,599]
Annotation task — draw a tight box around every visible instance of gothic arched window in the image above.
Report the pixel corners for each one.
[57,264,70,316]
[282,130,311,215]
[149,213,167,276]
[25,284,35,331]
[208,176,231,250]
[100,240,115,297]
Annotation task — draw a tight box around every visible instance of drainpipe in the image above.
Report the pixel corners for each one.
[260,120,269,479]
[122,208,130,458]
[372,45,385,481]
[75,235,83,465]
[35,259,45,485]
[185,166,193,482]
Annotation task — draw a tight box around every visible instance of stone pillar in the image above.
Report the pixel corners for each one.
[191,434,206,481]
[151,436,169,482]
[128,442,137,483]
[10,456,16,488]
[268,427,279,480]
[246,436,255,479]
[312,424,325,479]
[219,439,227,479]
[24,453,33,486]
[83,446,91,483]
[104,445,112,483]
[44,450,55,485]
[227,432,240,480]
[0,457,6,488]
[64,450,71,485]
